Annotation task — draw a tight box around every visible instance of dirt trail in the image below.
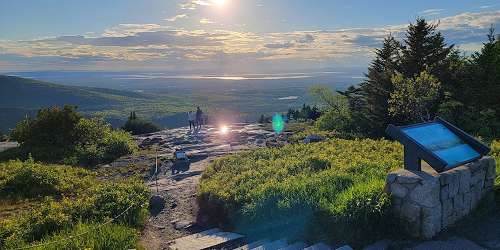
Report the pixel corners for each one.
[134,124,288,250]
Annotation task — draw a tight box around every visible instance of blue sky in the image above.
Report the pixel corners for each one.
[1,0,500,72]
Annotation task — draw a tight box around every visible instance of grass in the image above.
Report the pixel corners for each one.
[0,159,150,249]
[199,138,500,246]
[491,140,500,201]
[198,138,403,246]
[29,223,140,250]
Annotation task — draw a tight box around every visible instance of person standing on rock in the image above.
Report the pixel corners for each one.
[196,107,204,130]
[188,111,196,131]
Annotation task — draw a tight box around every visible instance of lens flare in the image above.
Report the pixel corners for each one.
[272,114,285,134]
[220,125,229,134]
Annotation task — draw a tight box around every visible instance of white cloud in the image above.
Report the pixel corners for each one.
[419,8,445,16]
[1,10,499,71]
[165,14,188,22]
[180,0,213,10]
[199,18,215,24]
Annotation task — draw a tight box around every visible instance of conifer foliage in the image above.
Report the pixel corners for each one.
[325,18,499,138]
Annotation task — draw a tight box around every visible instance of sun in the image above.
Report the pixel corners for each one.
[212,0,226,7]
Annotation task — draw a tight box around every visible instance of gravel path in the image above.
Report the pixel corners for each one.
[134,124,289,250]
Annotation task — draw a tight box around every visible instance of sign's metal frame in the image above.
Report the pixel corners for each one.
[386,117,490,172]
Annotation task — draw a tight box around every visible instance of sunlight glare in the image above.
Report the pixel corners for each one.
[220,125,229,134]
[212,0,226,7]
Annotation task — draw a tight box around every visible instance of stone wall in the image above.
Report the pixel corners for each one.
[386,156,496,239]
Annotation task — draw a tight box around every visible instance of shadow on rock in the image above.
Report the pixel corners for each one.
[149,195,166,216]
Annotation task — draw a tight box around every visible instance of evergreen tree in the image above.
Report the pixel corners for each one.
[440,26,500,137]
[342,19,456,137]
[346,36,401,137]
[401,18,454,79]
[122,112,160,135]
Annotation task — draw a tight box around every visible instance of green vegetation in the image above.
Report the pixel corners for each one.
[286,104,322,122]
[0,159,149,249]
[9,106,137,167]
[0,132,7,142]
[28,223,139,250]
[199,139,403,246]
[122,111,161,135]
[491,140,500,192]
[0,75,191,132]
[315,19,499,139]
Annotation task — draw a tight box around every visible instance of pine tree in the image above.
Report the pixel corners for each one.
[346,35,401,137]
[401,18,453,78]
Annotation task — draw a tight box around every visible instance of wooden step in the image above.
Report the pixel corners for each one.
[169,229,244,250]
[252,239,288,250]
[279,241,307,250]
[233,239,270,250]
[303,243,332,250]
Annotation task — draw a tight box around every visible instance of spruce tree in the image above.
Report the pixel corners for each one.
[347,35,401,137]
[401,18,453,78]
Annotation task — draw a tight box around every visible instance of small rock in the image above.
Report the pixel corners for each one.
[303,134,325,144]
[173,220,194,230]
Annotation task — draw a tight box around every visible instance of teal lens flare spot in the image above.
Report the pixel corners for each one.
[272,114,285,134]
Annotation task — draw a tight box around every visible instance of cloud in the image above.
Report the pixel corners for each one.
[199,18,215,24]
[479,4,498,9]
[180,0,213,10]
[165,14,188,22]
[264,42,294,49]
[419,8,445,16]
[1,10,499,71]
[297,34,315,44]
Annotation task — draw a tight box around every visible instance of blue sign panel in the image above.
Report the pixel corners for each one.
[402,123,480,167]
[386,117,490,172]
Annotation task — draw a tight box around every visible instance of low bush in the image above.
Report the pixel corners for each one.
[10,106,137,167]
[0,160,150,249]
[122,111,160,135]
[74,118,138,166]
[198,139,402,246]
[0,160,93,199]
[33,223,139,250]
[491,140,500,200]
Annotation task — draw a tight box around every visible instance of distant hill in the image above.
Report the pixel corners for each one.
[0,75,151,132]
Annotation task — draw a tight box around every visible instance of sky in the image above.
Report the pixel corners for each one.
[1,0,500,73]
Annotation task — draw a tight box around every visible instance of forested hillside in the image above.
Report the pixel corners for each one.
[0,75,188,132]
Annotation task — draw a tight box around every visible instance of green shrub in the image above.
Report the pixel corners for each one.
[74,118,138,166]
[67,179,150,227]
[0,160,150,249]
[122,118,160,135]
[11,105,82,162]
[490,140,500,197]
[0,160,94,199]
[32,223,138,250]
[199,139,402,245]
[0,132,8,142]
[122,111,160,135]
[2,223,139,250]
[10,106,137,167]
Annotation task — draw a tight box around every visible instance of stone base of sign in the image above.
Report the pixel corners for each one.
[386,156,496,239]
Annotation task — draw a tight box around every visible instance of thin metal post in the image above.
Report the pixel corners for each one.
[155,147,159,193]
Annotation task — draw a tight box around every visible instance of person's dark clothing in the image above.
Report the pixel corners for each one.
[196,108,203,129]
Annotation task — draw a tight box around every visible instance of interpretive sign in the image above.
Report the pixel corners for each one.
[386,117,490,172]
